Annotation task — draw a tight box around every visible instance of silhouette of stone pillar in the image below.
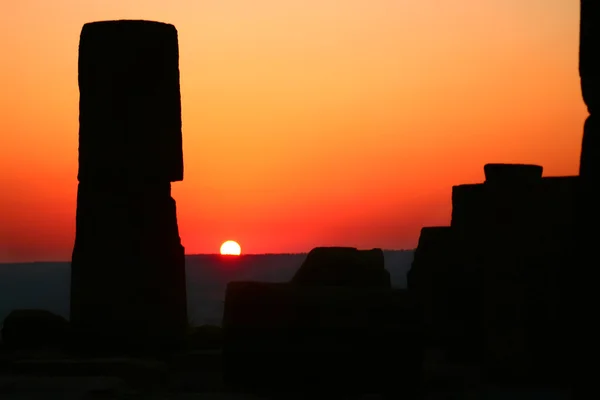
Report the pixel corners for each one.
[480,165,545,382]
[580,1,599,116]
[579,0,599,188]
[409,228,454,347]
[450,183,487,364]
[70,20,187,354]
[451,165,576,384]
[580,0,599,178]
[573,1,600,394]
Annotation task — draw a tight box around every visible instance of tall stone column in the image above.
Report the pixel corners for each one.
[70,20,187,355]
[572,1,599,394]
[580,0,599,177]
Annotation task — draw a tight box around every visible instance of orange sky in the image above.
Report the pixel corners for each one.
[0,0,587,262]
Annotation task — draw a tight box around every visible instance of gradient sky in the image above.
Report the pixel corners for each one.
[0,0,587,262]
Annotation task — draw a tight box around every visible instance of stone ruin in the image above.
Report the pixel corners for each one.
[466,166,575,380]
[222,247,421,395]
[409,3,600,388]
[219,4,600,379]
[69,20,188,355]
[573,0,599,391]
[291,246,391,288]
[1,310,69,351]
[407,227,468,361]
[410,165,578,383]
[0,4,595,398]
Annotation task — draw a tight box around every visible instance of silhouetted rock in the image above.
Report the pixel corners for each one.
[483,163,543,184]
[71,182,187,354]
[409,227,466,355]
[1,309,69,350]
[70,20,187,356]
[290,247,391,288]
[222,248,417,394]
[450,167,577,384]
[222,281,421,395]
[575,4,600,394]
[451,183,487,231]
[579,0,599,182]
[580,0,599,113]
[449,184,487,364]
[408,227,453,294]
[77,20,183,183]
[580,115,598,178]
[481,177,575,384]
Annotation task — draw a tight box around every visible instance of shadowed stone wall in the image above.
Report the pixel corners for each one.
[408,227,459,350]
[450,166,576,383]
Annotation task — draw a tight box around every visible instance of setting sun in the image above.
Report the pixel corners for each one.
[220,240,241,256]
[0,1,585,263]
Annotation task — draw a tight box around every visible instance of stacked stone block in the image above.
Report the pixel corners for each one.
[222,247,421,395]
[291,247,390,288]
[222,281,421,395]
[408,228,458,350]
[450,165,576,384]
[572,1,600,393]
[70,20,187,354]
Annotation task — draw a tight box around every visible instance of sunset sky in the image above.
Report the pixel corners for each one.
[0,0,587,262]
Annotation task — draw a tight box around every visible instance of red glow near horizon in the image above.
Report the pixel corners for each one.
[0,0,586,263]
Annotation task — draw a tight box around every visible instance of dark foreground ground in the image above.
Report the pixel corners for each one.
[0,346,573,399]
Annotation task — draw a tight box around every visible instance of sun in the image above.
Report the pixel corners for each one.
[220,240,241,256]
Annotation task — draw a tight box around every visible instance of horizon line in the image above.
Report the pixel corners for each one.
[0,249,416,265]
[190,249,415,256]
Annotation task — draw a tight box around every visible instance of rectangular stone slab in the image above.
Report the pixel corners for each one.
[70,181,188,354]
[78,20,183,183]
[580,0,599,80]
[580,0,600,112]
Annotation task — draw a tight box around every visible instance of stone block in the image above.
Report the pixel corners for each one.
[449,167,579,379]
[70,182,187,355]
[477,176,577,385]
[291,247,390,288]
[483,163,543,185]
[409,228,460,344]
[222,281,421,395]
[70,19,188,356]
[1,309,69,350]
[580,115,599,179]
[451,183,487,230]
[580,0,600,112]
[78,20,183,183]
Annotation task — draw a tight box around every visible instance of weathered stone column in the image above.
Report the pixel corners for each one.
[450,165,577,385]
[572,1,600,394]
[580,0,599,177]
[408,227,458,355]
[479,165,544,382]
[70,20,187,355]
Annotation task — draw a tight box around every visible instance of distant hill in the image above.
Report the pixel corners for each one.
[0,250,414,326]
